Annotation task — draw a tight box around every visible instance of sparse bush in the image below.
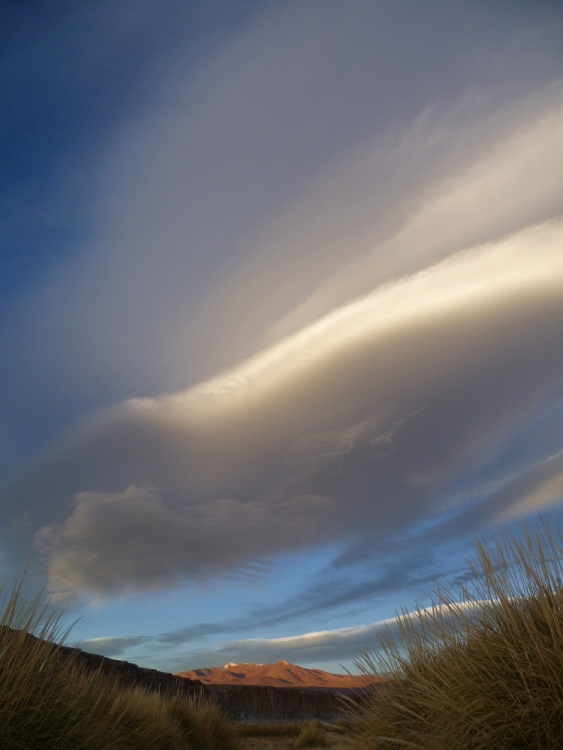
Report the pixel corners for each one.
[0,578,236,749]
[331,718,357,734]
[167,691,239,750]
[295,719,330,748]
[352,522,563,750]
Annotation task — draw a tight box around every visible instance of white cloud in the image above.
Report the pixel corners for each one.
[271,89,563,338]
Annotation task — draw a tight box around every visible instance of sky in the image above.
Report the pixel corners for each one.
[1,0,563,675]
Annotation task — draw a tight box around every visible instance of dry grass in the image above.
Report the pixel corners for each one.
[0,579,237,749]
[237,720,353,750]
[351,521,563,750]
[294,720,330,748]
[237,723,304,738]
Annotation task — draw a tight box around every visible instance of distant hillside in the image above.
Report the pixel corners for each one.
[6,628,205,697]
[175,660,384,689]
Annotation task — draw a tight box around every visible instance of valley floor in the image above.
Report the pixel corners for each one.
[236,720,354,750]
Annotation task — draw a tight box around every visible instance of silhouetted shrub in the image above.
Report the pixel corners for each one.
[352,522,563,749]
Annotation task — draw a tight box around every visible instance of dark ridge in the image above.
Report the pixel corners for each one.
[2,626,206,698]
[58,643,208,697]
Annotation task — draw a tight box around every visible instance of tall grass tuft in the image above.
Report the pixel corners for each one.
[166,691,238,750]
[295,720,330,748]
[236,722,303,737]
[0,578,236,749]
[352,522,563,750]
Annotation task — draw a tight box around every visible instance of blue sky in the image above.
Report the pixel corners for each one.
[1,0,563,675]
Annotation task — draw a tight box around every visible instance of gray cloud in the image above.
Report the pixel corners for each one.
[35,485,336,597]
[2,1,563,612]
[3,221,559,598]
[67,503,559,669]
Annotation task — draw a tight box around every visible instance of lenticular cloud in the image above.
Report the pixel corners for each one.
[28,220,563,598]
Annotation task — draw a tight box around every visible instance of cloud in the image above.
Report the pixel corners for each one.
[72,598,488,669]
[80,635,151,658]
[174,601,488,670]
[36,485,336,598]
[152,549,443,649]
[272,90,563,338]
[9,219,560,598]
[5,3,562,413]
[490,451,563,523]
[2,1,563,613]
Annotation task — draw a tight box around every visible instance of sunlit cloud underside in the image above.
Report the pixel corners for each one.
[25,219,563,599]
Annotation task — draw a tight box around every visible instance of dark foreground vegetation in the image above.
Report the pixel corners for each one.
[0,582,236,750]
[351,522,563,750]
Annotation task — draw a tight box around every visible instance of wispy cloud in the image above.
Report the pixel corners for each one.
[270,88,563,339]
[152,550,445,648]
[80,635,151,658]
[158,601,489,671]
[1,2,563,660]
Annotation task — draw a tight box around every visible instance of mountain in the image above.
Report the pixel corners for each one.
[175,660,384,688]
